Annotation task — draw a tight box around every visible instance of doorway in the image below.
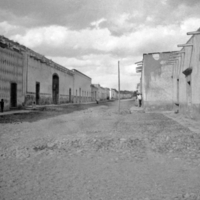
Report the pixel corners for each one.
[52,74,59,104]
[79,88,81,103]
[36,82,40,105]
[10,83,17,108]
[69,88,71,102]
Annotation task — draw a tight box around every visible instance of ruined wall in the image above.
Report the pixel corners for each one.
[25,55,73,105]
[0,47,24,110]
[176,34,200,119]
[142,52,174,111]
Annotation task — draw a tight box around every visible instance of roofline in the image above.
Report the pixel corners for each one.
[0,35,74,75]
[72,69,91,80]
[143,51,177,55]
[91,84,98,88]
[177,27,200,51]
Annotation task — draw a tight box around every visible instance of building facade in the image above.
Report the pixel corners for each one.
[135,27,200,119]
[25,51,74,106]
[172,28,200,119]
[141,52,175,111]
[110,88,118,99]
[91,84,98,101]
[0,37,25,110]
[0,36,92,110]
[72,69,92,103]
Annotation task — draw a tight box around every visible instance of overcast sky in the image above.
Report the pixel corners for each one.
[0,0,199,90]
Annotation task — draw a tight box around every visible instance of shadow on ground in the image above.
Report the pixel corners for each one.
[0,102,111,124]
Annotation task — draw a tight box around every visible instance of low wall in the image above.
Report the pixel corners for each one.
[143,101,173,112]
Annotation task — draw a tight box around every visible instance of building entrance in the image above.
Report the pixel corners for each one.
[52,74,59,104]
[69,88,71,102]
[36,82,40,105]
[10,83,17,108]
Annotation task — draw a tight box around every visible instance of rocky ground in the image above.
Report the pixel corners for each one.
[1,100,200,200]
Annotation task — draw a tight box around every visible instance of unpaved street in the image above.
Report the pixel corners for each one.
[1,100,200,200]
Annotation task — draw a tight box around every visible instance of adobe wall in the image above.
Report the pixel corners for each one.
[142,53,174,111]
[177,34,200,119]
[0,47,24,110]
[25,55,74,105]
[73,71,92,103]
[91,86,98,102]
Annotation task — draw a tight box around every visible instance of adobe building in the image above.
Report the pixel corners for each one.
[105,88,110,99]
[100,87,108,100]
[142,51,175,111]
[110,88,118,99]
[120,91,133,99]
[25,51,74,106]
[0,36,92,110]
[91,84,99,101]
[0,37,26,110]
[172,28,200,119]
[91,84,109,101]
[72,69,92,103]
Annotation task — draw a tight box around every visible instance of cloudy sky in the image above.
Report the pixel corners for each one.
[0,0,199,90]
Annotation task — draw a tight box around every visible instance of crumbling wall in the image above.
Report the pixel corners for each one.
[143,52,174,111]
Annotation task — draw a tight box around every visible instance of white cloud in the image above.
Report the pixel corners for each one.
[180,17,200,33]
[10,16,200,58]
[0,21,17,32]
[11,26,67,48]
[91,18,107,29]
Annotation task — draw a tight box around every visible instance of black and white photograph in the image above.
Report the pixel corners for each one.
[1,0,200,199]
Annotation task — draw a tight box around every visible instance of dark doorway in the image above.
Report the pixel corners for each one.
[36,82,40,105]
[79,88,81,103]
[52,74,59,104]
[10,83,17,108]
[69,88,71,102]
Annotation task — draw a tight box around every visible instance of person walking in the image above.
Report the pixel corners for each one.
[0,99,4,112]
[138,94,142,107]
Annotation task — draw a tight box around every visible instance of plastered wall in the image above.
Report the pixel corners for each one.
[0,47,24,110]
[142,52,174,111]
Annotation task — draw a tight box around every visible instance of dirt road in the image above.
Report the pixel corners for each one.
[1,100,200,200]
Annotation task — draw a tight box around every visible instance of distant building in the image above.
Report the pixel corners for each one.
[91,84,99,101]
[120,91,133,99]
[110,88,118,99]
[105,88,110,99]
[100,87,107,100]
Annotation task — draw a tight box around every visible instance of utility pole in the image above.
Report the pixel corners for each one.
[118,61,120,113]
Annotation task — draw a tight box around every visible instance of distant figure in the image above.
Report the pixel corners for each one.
[138,94,142,107]
[0,99,4,112]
